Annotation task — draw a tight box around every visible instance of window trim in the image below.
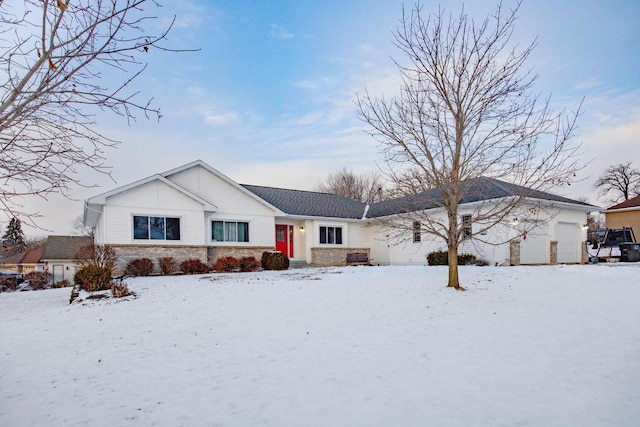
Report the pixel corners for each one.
[413,221,421,243]
[132,215,181,241]
[211,220,250,243]
[319,225,344,245]
[462,214,472,239]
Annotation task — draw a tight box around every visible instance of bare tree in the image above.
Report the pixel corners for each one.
[0,0,191,224]
[315,168,386,202]
[72,215,94,238]
[357,1,582,290]
[594,162,640,205]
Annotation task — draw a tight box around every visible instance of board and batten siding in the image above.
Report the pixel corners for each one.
[100,180,206,245]
[167,165,275,217]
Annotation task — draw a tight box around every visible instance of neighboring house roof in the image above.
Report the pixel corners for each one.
[242,185,367,219]
[41,236,93,261]
[0,247,43,266]
[605,195,640,211]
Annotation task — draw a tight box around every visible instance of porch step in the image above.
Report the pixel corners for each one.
[289,260,312,269]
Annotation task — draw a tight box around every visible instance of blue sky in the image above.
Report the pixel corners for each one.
[12,0,640,236]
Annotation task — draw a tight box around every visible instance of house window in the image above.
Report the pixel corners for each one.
[320,226,343,245]
[212,221,249,242]
[133,216,180,240]
[462,214,472,239]
[413,221,421,243]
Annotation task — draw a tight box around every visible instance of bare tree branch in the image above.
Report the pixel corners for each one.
[0,0,198,224]
[594,162,640,205]
[357,1,583,289]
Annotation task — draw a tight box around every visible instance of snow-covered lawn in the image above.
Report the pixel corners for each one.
[1,264,639,426]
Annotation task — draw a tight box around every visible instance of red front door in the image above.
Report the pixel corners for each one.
[275,225,294,257]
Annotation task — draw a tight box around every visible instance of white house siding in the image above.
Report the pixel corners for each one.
[369,225,391,265]
[206,212,274,247]
[99,180,206,246]
[370,203,588,266]
[167,165,274,217]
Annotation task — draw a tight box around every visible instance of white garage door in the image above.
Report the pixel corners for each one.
[555,222,580,263]
[520,226,548,264]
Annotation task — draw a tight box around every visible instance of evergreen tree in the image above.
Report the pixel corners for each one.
[1,217,26,256]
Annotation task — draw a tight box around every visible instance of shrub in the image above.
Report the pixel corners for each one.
[213,256,240,272]
[239,256,261,272]
[51,279,71,288]
[458,253,477,265]
[261,251,289,270]
[125,258,154,276]
[180,258,210,275]
[74,266,113,292]
[427,250,477,266]
[24,272,50,290]
[74,243,117,271]
[1,277,18,292]
[427,250,448,266]
[111,282,132,298]
[158,257,178,275]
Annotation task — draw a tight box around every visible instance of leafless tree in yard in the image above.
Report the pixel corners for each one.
[594,162,640,205]
[0,0,192,224]
[72,214,94,238]
[357,1,582,290]
[315,168,387,203]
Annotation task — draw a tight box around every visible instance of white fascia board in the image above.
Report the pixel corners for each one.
[603,206,640,214]
[279,214,366,223]
[371,196,598,221]
[86,174,217,211]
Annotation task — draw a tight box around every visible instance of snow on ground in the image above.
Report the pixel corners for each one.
[1,264,639,426]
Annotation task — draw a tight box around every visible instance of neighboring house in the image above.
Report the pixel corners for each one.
[603,195,640,240]
[0,247,45,275]
[83,160,598,271]
[0,236,92,283]
[41,236,94,283]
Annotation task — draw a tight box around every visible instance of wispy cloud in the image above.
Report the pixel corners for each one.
[203,111,239,126]
[270,24,294,39]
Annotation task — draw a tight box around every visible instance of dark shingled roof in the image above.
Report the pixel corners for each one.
[243,177,595,219]
[42,236,93,260]
[242,185,367,219]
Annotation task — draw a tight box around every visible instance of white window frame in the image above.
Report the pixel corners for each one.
[211,220,250,243]
[319,225,344,245]
[132,215,182,241]
[413,221,421,243]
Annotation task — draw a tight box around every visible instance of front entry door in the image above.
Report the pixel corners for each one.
[275,225,294,258]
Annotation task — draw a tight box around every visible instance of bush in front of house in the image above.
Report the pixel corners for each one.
[74,266,113,292]
[111,282,133,298]
[51,279,71,288]
[180,258,210,275]
[125,258,154,276]
[213,256,241,272]
[0,277,18,293]
[24,272,50,290]
[158,257,178,275]
[73,244,118,292]
[427,250,477,266]
[261,251,289,270]
[239,256,261,272]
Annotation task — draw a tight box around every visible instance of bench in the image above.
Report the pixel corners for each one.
[346,252,369,266]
